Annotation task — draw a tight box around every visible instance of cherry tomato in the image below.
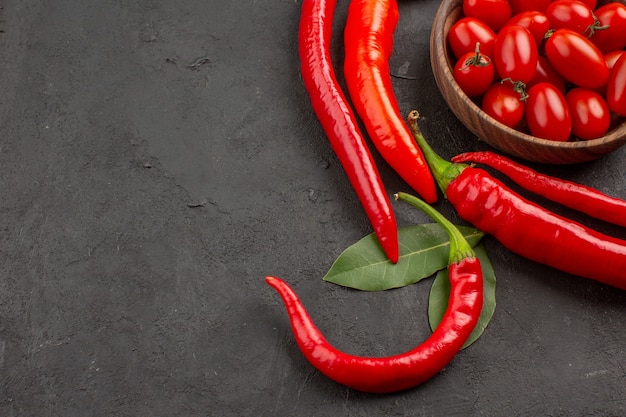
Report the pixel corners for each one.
[589,3,626,54]
[448,17,496,60]
[453,46,495,97]
[546,0,596,35]
[481,81,526,128]
[462,0,512,31]
[527,56,567,94]
[594,51,624,97]
[606,50,626,71]
[526,82,572,141]
[565,88,611,140]
[544,29,609,89]
[503,11,550,47]
[607,53,626,116]
[576,0,597,9]
[508,0,551,15]
[493,25,538,84]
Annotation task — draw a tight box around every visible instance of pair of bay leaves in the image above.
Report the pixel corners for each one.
[323,223,496,349]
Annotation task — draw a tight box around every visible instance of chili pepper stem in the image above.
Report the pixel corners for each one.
[395,192,475,264]
[407,111,466,195]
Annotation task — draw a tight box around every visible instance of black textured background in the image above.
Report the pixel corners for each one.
[0,0,624,416]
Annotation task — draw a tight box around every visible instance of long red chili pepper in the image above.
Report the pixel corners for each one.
[343,0,438,204]
[299,0,399,263]
[266,195,482,393]
[451,151,626,228]
[408,111,626,291]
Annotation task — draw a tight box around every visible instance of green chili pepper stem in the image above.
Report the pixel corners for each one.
[395,192,475,264]
[407,110,467,195]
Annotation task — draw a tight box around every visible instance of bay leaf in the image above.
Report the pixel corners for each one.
[428,244,496,349]
[323,224,484,291]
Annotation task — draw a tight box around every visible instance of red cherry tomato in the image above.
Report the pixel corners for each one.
[607,53,626,117]
[453,46,495,97]
[576,0,597,9]
[606,50,626,71]
[565,88,611,140]
[448,17,496,60]
[589,3,626,54]
[462,0,512,31]
[594,51,624,97]
[493,25,538,83]
[544,29,609,89]
[546,0,596,35]
[526,82,572,141]
[527,55,567,94]
[481,81,526,128]
[503,11,550,47]
[508,0,551,15]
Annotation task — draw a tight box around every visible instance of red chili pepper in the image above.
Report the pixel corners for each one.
[452,151,626,228]
[343,0,438,204]
[408,111,626,291]
[299,0,399,263]
[266,195,483,393]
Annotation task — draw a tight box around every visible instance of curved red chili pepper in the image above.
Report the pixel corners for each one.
[451,151,626,228]
[266,195,483,394]
[343,0,438,204]
[299,0,399,263]
[408,111,626,291]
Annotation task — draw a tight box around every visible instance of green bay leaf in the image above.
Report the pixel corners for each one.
[322,224,484,291]
[428,244,496,349]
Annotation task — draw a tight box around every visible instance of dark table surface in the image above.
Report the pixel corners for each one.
[1,0,625,416]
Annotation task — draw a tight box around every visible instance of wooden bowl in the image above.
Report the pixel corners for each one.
[430,0,626,164]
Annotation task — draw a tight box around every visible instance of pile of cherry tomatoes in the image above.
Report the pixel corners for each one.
[449,0,626,141]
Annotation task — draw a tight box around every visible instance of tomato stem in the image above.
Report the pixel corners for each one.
[500,78,528,101]
[584,17,610,38]
[465,42,490,67]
